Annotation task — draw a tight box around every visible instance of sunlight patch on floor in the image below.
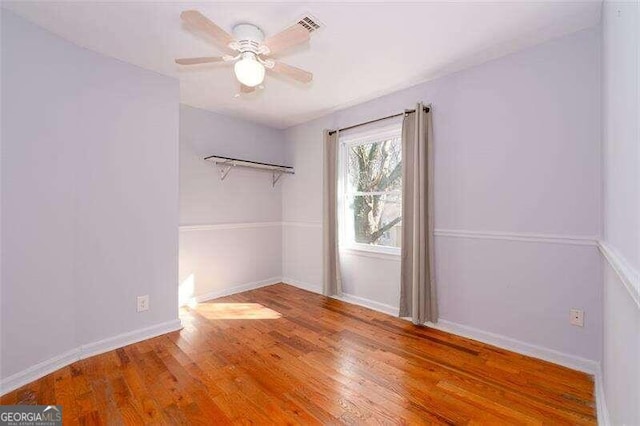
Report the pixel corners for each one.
[197,303,282,320]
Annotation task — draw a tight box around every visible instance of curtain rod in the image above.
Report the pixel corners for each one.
[328,106,429,135]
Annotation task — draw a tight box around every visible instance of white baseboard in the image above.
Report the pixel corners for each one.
[274,278,611,421]
[2,278,609,423]
[0,319,183,396]
[281,279,399,316]
[80,319,183,360]
[321,289,608,421]
[190,276,283,304]
[594,365,610,426]
[282,277,322,294]
[427,319,599,374]
[283,279,598,374]
[0,348,81,396]
[306,286,600,375]
[2,277,281,395]
[334,293,399,317]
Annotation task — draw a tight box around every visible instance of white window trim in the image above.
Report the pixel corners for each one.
[338,123,403,256]
[340,246,401,261]
[339,124,402,146]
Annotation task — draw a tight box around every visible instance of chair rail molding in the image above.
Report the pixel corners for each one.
[598,241,640,309]
[180,222,282,231]
[280,222,602,248]
[282,221,322,228]
[434,229,599,246]
[180,221,326,231]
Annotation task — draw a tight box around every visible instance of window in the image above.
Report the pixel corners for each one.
[340,125,402,254]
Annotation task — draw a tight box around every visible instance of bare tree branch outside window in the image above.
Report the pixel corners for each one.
[346,136,402,247]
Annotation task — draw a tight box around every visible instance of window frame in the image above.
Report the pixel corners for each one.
[338,124,403,256]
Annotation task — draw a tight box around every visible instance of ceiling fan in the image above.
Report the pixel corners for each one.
[175,10,314,93]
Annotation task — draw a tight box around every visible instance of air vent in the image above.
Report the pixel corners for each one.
[297,15,322,33]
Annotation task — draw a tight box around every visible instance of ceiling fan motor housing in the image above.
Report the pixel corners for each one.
[231,23,265,54]
[176,11,312,87]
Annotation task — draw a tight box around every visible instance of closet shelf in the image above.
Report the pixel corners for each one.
[204,155,294,187]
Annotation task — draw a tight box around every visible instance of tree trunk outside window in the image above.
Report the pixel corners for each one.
[349,138,402,245]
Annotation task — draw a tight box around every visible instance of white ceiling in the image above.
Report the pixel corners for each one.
[3,1,601,129]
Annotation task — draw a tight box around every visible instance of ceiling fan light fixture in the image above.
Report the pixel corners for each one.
[234,52,265,87]
[177,11,313,90]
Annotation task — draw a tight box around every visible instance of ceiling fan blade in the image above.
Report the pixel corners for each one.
[240,84,256,93]
[180,10,236,55]
[270,61,313,83]
[175,56,225,65]
[263,24,309,55]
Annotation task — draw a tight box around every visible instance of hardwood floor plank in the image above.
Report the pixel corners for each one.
[52,368,79,426]
[0,283,596,424]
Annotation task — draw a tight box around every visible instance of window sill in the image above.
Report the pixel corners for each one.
[339,246,401,261]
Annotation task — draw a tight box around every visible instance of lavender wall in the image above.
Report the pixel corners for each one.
[601,1,640,424]
[180,104,286,226]
[179,105,287,303]
[283,27,603,362]
[1,10,180,385]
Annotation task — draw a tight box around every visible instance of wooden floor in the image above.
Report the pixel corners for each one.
[1,283,596,425]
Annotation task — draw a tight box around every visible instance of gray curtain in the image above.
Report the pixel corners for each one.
[323,129,342,296]
[399,103,437,324]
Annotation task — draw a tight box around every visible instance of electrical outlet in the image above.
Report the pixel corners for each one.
[137,295,149,313]
[570,309,584,327]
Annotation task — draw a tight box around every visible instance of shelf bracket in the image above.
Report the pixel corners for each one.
[218,162,234,181]
[272,171,283,187]
[205,155,294,187]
